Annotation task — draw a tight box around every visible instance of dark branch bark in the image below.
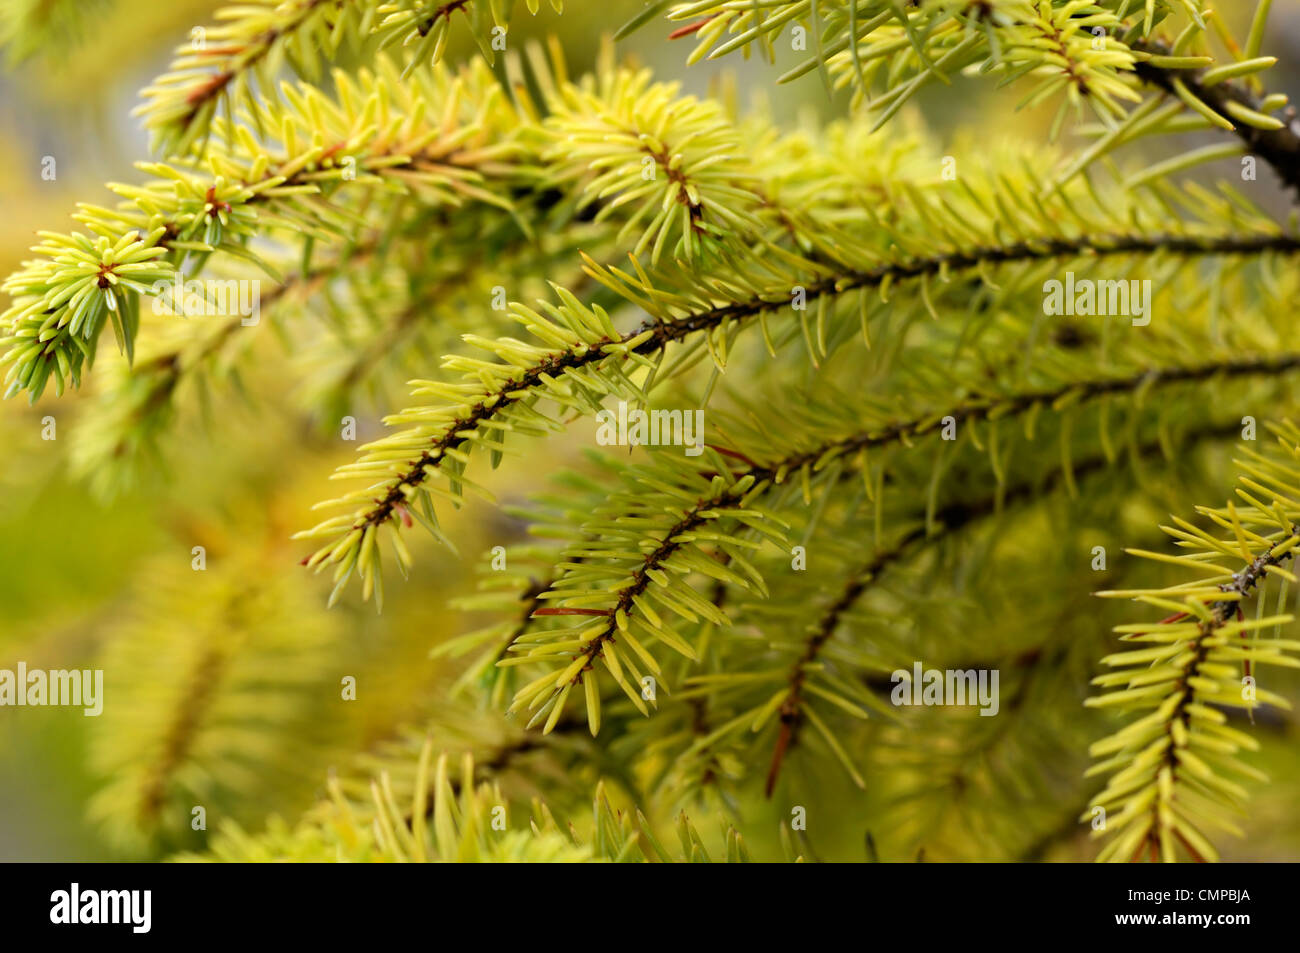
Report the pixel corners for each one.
[1132,39,1300,201]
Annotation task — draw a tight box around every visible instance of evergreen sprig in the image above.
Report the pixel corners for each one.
[1089,420,1300,862]
[2,0,1297,864]
[300,139,1300,603]
[185,740,760,862]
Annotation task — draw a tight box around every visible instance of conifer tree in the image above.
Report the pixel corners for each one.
[1,0,1298,863]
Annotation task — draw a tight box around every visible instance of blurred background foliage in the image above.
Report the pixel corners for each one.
[0,0,1298,861]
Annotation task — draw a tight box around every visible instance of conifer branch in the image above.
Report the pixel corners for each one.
[656,2,1295,195]
[507,471,773,735]
[0,0,110,64]
[90,555,345,851]
[611,413,1242,807]
[10,0,1300,865]
[303,225,1300,600]
[1131,38,1300,198]
[138,0,341,156]
[498,354,1300,750]
[760,417,1248,798]
[2,57,524,402]
[5,51,799,404]
[68,241,375,496]
[1090,419,1300,862]
[190,741,759,862]
[135,0,559,155]
[766,541,900,797]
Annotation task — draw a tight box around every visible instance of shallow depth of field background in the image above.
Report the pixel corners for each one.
[1,1,1299,861]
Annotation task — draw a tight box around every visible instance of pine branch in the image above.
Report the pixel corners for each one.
[0,0,111,65]
[725,418,1246,851]
[302,223,1300,601]
[505,464,785,735]
[1131,37,1300,198]
[5,52,524,401]
[136,0,559,155]
[765,541,893,797]
[492,351,1300,755]
[89,553,346,852]
[654,2,1295,194]
[445,355,1279,807]
[11,0,1300,865]
[1090,419,1300,862]
[660,1,1173,119]
[184,740,761,862]
[66,237,384,497]
[758,416,1248,798]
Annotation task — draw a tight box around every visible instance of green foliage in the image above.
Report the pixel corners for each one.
[0,0,110,65]
[1088,420,1300,862]
[183,742,759,862]
[1,54,531,404]
[299,138,1299,607]
[88,553,345,853]
[2,0,1298,863]
[136,0,563,156]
